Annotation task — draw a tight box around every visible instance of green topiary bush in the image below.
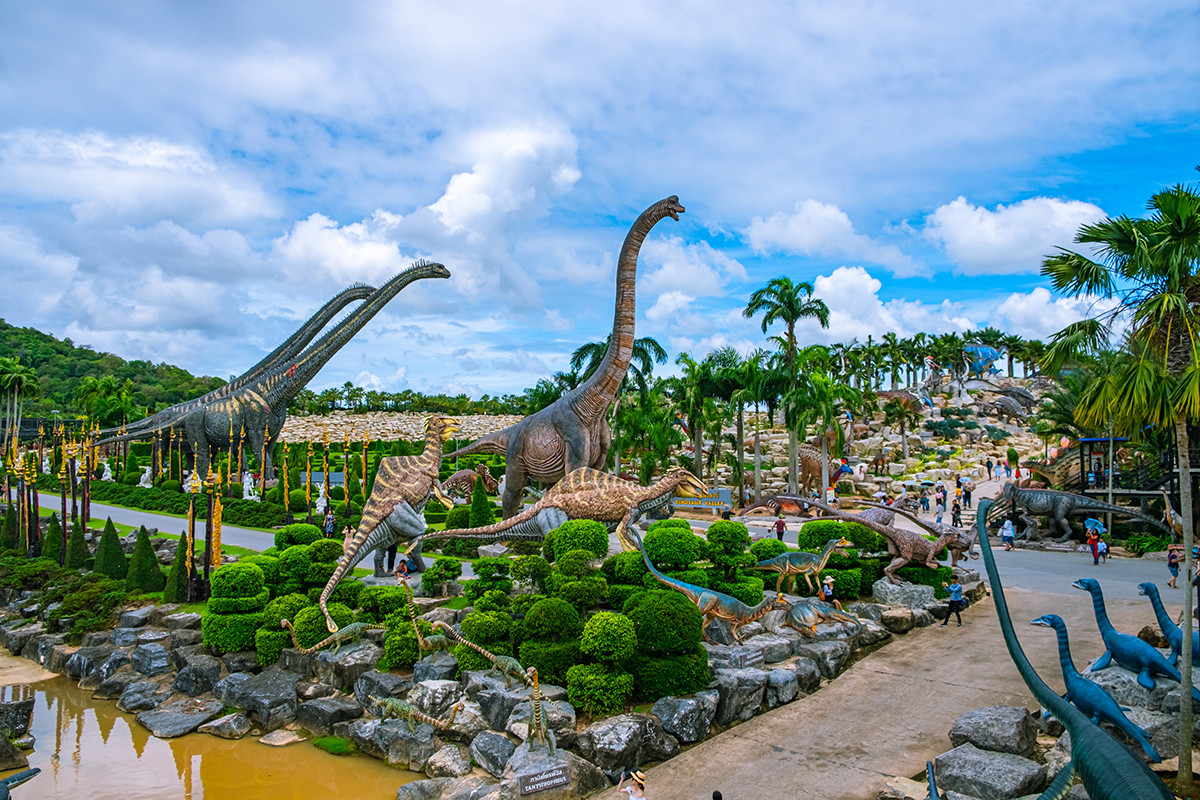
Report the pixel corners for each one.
[605,583,645,610]
[0,507,15,551]
[444,506,471,529]
[209,590,271,614]
[602,551,648,584]
[290,603,354,649]
[379,612,432,670]
[277,544,314,593]
[518,639,580,685]
[126,527,165,593]
[555,549,599,579]
[641,568,708,591]
[709,575,765,606]
[211,562,266,598]
[254,628,292,667]
[358,585,410,623]
[796,519,886,553]
[92,518,128,580]
[261,592,312,630]
[240,555,281,588]
[580,611,636,665]
[454,610,513,673]
[468,476,494,528]
[555,575,608,610]
[512,555,551,592]
[474,589,511,614]
[275,523,322,550]
[566,664,634,716]
[644,525,699,570]
[550,519,609,561]
[703,520,753,581]
[630,646,709,701]
[288,489,309,513]
[622,589,703,655]
[161,549,187,603]
[42,513,63,565]
[511,593,547,615]
[64,519,90,570]
[647,518,692,533]
[750,538,788,562]
[464,557,512,603]
[307,578,364,608]
[421,556,463,596]
[520,598,581,642]
[202,612,262,654]
[895,564,952,598]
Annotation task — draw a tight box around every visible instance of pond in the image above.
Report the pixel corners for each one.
[1,657,422,799]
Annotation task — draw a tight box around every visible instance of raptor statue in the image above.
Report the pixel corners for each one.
[634,528,788,643]
[996,482,1170,543]
[319,415,459,631]
[96,260,450,481]
[279,619,387,656]
[746,536,852,593]
[441,462,499,499]
[854,499,977,567]
[783,597,863,640]
[446,196,685,518]
[96,283,374,439]
[974,498,1174,800]
[409,466,707,554]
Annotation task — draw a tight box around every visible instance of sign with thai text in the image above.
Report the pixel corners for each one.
[518,765,571,795]
[729,647,764,669]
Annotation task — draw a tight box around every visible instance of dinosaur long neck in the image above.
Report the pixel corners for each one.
[570,199,676,423]
[1144,586,1178,637]
[745,596,778,622]
[816,539,841,570]
[637,531,699,601]
[417,425,443,475]
[264,263,445,407]
[975,500,1075,716]
[1087,587,1115,636]
[1050,622,1082,680]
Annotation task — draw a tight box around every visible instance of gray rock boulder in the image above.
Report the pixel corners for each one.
[650,692,717,744]
[855,619,892,647]
[198,712,252,739]
[764,669,799,708]
[712,668,769,725]
[844,601,886,622]
[793,640,851,679]
[169,644,204,673]
[131,643,171,677]
[221,650,260,675]
[478,688,528,732]
[411,679,466,719]
[173,654,223,697]
[497,740,608,800]
[470,731,517,777]
[414,650,460,682]
[119,606,154,628]
[93,666,143,700]
[136,698,224,738]
[0,735,28,771]
[573,713,679,779]
[872,579,936,608]
[334,716,436,771]
[237,667,301,731]
[880,608,915,634]
[1081,664,1172,712]
[440,700,490,744]
[506,698,577,747]
[65,646,115,681]
[313,640,382,691]
[354,670,413,715]
[426,744,472,778]
[211,672,253,706]
[164,612,201,630]
[108,627,140,647]
[792,657,821,692]
[949,706,1039,758]
[298,681,338,700]
[912,609,935,627]
[1122,707,1180,760]
[935,743,1047,800]
[396,778,454,800]
[117,680,172,713]
[297,695,364,737]
[0,698,34,737]
[169,629,204,649]
[136,629,170,646]
[741,633,793,664]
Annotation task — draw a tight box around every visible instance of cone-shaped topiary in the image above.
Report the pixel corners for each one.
[161,543,188,603]
[43,513,63,565]
[0,506,15,551]
[126,526,165,593]
[93,518,128,580]
[65,519,90,570]
[468,475,494,528]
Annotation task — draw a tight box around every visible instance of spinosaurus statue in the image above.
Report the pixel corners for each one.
[97,283,374,438]
[974,499,1174,800]
[997,483,1170,543]
[634,528,788,643]
[746,536,853,593]
[319,415,459,631]
[441,462,499,499]
[1029,613,1161,762]
[409,466,707,554]
[97,260,450,481]
[446,197,685,518]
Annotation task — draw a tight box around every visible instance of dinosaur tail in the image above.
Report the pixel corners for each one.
[403,578,428,649]
[433,620,496,663]
[417,502,546,545]
[925,761,937,800]
[827,609,863,639]
[445,429,510,459]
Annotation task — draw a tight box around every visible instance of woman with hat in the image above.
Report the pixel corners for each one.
[616,770,646,798]
[820,575,842,610]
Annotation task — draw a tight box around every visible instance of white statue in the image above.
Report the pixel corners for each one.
[315,484,327,515]
[242,471,259,502]
[138,466,153,488]
[42,456,50,474]
[101,462,114,482]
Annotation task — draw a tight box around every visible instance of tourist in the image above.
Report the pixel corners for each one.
[1168,545,1182,589]
[1004,460,1012,478]
[1097,537,1109,565]
[773,512,787,542]
[1000,519,1015,550]
[1086,528,1100,566]
[935,500,945,524]
[323,508,336,539]
[341,525,354,553]
[951,501,962,527]
[985,458,993,479]
[920,489,930,513]
[720,507,732,521]
[963,486,972,508]
[616,770,646,799]
[940,576,964,627]
[386,542,399,572]
[820,575,842,610]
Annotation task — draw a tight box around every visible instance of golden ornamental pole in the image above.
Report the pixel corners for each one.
[281,442,291,523]
[305,441,313,524]
[259,418,269,498]
[362,431,370,499]
[212,491,223,568]
[321,428,330,515]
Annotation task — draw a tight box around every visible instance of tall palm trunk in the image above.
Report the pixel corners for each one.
[1175,416,1194,785]
[787,428,798,494]
[753,405,762,503]
[692,422,704,482]
[735,401,745,501]
[819,434,829,497]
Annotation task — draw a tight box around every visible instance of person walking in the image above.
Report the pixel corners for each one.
[1001,519,1015,550]
[985,458,993,479]
[773,512,787,542]
[1086,528,1100,566]
[951,501,962,527]
[1168,545,1183,589]
[963,486,972,508]
[341,524,354,553]
[920,489,930,513]
[616,770,646,799]
[936,500,945,524]
[820,575,842,610]
[940,576,964,627]
[323,508,336,539]
[1004,460,1012,478]
[1097,537,1109,565]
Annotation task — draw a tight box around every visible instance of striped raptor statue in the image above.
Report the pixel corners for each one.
[318,415,459,632]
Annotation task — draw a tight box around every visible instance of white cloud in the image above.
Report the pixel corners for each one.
[645,291,694,322]
[990,287,1119,341]
[272,211,416,284]
[744,200,921,275]
[923,196,1107,275]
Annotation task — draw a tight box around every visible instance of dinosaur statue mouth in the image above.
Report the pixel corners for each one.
[1136,583,1151,596]
[1070,579,1091,591]
[665,197,685,220]
[676,473,707,498]
[1029,618,1052,627]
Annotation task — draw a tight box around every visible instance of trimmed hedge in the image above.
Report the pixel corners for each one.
[240,555,281,588]
[93,518,128,580]
[28,479,289,529]
[644,526,699,570]
[630,646,709,701]
[308,578,364,608]
[275,524,322,550]
[126,527,165,593]
[896,564,952,598]
[65,520,89,570]
[202,612,261,654]
[556,549,598,579]
[602,551,648,585]
[580,611,636,665]
[519,639,580,686]
[209,589,272,614]
[512,555,551,592]
[261,593,312,629]
[796,519,886,553]
[291,603,354,649]
[421,556,463,596]
[43,513,63,566]
[549,519,609,561]
[211,562,266,598]
[555,576,608,609]
[254,629,292,667]
[358,585,409,623]
[520,598,581,642]
[709,575,765,606]
[605,583,644,610]
[380,611,434,670]
[749,538,788,562]
[566,664,633,716]
[704,521,753,581]
[623,589,703,655]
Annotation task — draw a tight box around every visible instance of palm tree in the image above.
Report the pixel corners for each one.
[570,335,668,398]
[881,332,906,390]
[1040,177,1200,783]
[668,354,717,481]
[744,277,830,493]
[0,358,38,454]
[789,371,861,492]
[1000,334,1025,377]
[882,395,923,459]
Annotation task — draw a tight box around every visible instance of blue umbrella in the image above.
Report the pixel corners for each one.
[1083,518,1106,535]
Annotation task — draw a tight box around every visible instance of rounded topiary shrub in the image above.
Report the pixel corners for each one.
[647,518,691,533]
[622,589,702,655]
[796,519,884,553]
[261,592,312,630]
[208,590,271,614]
[307,578,364,608]
[203,611,262,655]
[310,539,343,561]
[380,611,434,670]
[579,611,636,665]
[444,506,472,529]
[453,610,513,673]
[288,489,309,513]
[274,523,322,550]
[644,525,699,570]
[603,551,649,585]
[606,583,645,611]
[357,585,409,623]
[551,519,609,561]
[240,555,281,588]
[749,538,788,562]
[277,544,314,591]
[474,590,511,614]
[710,575,765,606]
[519,639,580,686]
[161,479,183,493]
[555,576,608,610]
[521,598,581,642]
[291,603,354,649]
[556,549,598,579]
[704,520,752,581]
[512,555,551,592]
[255,628,291,667]
[566,663,634,716]
[92,518,128,580]
[630,646,709,701]
[211,562,266,598]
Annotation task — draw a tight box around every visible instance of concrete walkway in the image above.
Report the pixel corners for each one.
[648,586,1156,800]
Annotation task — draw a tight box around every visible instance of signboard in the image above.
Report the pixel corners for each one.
[673,487,732,510]
[729,646,764,669]
[518,765,571,795]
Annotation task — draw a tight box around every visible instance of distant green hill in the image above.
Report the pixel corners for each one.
[0,318,225,418]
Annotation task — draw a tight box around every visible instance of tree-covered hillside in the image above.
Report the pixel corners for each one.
[0,319,225,417]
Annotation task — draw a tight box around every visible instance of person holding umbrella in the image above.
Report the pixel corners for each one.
[1084,518,1105,565]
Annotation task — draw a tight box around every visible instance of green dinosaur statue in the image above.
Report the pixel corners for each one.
[280,619,387,656]
[432,620,530,688]
[401,577,454,654]
[633,528,788,643]
[373,696,462,733]
[974,498,1173,800]
[746,536,852,593]
[525,666,556,754]
[783,597,863,640]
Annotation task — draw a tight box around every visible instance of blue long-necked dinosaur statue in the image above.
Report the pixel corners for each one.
[1029,613,1160,762]
[0,768,39,800]
[974,498,1173,800]
[1138,581,1200,667]
[1072,577,1200,702]
[632,528,788,643]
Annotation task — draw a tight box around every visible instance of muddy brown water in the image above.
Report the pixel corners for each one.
[0,657,422,799]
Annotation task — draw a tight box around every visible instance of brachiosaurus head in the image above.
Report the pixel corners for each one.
[426,415,461,442]
[1071,578,1100,595]
[659,195,686,221]
[1029,614,1063,630]
[662,466,706,498]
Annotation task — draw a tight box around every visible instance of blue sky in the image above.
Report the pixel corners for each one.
[2,2,1199,397]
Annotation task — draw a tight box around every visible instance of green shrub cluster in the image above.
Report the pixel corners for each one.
[42,513,62,565]
[64,520,90,570]
[202,562,267,654]
[1126,534,1171,555]
[796,519,886,553]
[358,585,409,623]
[92,518,128,580]
[547,519,609,561]
[421,556,463,596]
[290,603,354,649]
[275,523,322,550]
[895,564,953,598]
[454,609,513,674]
[644,525,700,570]
[512,555,551,592]
[566,664,634,717]
[126,527,165,593]
[256,593,312,666]
[463,558,513,604]
[517,597,582,684]
[28,480,290,529]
